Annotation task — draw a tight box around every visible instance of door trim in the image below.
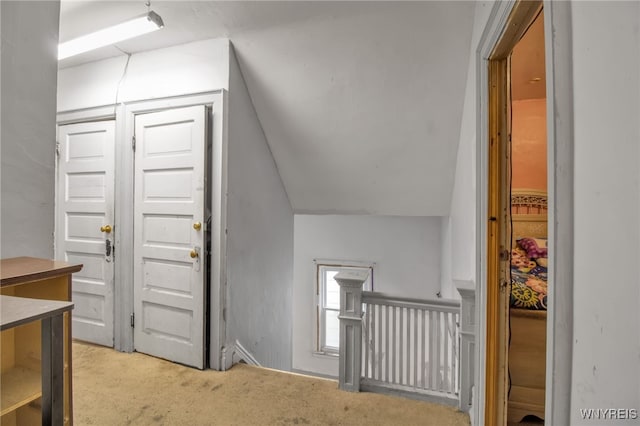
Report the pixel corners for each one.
[475,3,517,424]
[56,90,229,371]
[132,105,207,368]
[475,1,574,425]
[122,92,228,371]
[486,54,512,425]
[487,3,542,424]
[541,2,575,423]
[55,120,117,347]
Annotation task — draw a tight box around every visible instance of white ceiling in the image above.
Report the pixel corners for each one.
[60,1,476,216]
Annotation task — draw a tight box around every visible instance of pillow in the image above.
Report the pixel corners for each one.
[517,237,548,259]
[511,248,536,271]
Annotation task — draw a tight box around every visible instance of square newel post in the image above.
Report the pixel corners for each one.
[335,269,369,392]
[457,283,476,412]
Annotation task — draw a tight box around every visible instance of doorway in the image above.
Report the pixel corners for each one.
[56,100,218,370]
[132,105,209,369]
[56,120,116,347]
[484,1,547,425]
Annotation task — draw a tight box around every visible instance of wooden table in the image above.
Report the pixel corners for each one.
[1,295,74,425]
[1,257,82,425]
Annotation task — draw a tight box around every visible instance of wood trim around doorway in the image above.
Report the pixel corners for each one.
[486,55,510,426]
[484,1,542,425]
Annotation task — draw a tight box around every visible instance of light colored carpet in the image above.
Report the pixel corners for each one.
[72,342,470,426]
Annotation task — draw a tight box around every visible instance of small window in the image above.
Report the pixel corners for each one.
[316,263,373,355]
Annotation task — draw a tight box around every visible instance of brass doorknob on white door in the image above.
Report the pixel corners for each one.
[190,249,199,258]
[193,222,202,231]
[100,225,112,233]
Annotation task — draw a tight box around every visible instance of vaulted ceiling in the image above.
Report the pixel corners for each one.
[59,1,476,216]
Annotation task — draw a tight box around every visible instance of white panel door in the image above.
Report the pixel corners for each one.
[133,106,206,369]
[56,121,115,347]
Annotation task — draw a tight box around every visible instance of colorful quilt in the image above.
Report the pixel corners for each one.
[510,238,548,310]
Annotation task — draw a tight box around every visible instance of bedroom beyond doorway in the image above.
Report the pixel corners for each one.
[483,2,549,424]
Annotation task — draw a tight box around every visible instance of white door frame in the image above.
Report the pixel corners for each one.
[55,105,119,258]
[55,119,117,347]
[56,90,228,371]
[474,2,574,425]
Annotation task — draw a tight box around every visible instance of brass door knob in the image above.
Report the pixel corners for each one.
[190,249,199,258]
[100,225,112,233]
[193,222,202,231]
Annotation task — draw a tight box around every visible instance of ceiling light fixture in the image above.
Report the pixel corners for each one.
[58,10,164,60]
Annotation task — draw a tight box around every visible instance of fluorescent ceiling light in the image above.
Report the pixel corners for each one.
[58,11,164,60]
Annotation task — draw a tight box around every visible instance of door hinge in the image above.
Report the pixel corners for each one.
[500,278,509,291]
[132,136,136,152]
[55,141,61,156]
[130,313,135,328]
[499,247,510,261]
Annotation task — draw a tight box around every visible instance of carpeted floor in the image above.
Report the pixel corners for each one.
[72,342,470,426]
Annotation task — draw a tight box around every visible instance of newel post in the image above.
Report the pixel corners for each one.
[457,285,476,412]
[335,270,369,392]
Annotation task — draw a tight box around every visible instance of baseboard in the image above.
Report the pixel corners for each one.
[220,345,234,371]
[469,385,475,425]
[359,381,459,407]
[232,340,261,367]
[290,368,337,381]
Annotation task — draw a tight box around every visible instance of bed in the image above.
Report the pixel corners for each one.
[508,190,548,424]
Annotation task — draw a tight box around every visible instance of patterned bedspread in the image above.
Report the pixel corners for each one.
[510,238,548,310]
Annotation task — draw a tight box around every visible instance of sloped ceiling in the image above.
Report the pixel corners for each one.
[60,1,475,216]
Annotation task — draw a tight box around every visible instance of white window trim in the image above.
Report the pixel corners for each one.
[313,260,374,356]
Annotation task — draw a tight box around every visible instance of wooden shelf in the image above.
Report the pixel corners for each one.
[18,402,42,425]
[0,257,81,425]
[0,401,44,426]
[0,366,41,416]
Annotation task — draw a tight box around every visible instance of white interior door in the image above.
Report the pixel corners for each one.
[56,121,115,347]
[133,106,206,369]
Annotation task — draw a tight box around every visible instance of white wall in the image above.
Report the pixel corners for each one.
[570,2,640,422]
[225,44,294,371]
[292,214,441,377]
[440,216,454,299]
[1,1,60,259]
[452,2,640,424]
[443,1,494,299]
[57,38,230,111]
[231,2,475,217]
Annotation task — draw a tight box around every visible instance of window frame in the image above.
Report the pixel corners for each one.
[314,260,374,356]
